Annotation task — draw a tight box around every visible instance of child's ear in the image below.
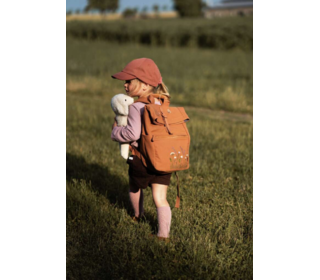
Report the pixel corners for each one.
[142,82,149,91]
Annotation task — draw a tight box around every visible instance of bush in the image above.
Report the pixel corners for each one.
[66,17,253,50]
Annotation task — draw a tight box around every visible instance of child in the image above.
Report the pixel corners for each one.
[111,58,172,240]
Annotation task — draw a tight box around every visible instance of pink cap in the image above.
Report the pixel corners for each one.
[112,58,162,87]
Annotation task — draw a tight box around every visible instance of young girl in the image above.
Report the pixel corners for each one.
[111,58,172,240]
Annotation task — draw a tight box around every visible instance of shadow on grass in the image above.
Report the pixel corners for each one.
[66,153,157,230]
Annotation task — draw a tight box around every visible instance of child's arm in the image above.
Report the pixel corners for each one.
[111,103,141,143]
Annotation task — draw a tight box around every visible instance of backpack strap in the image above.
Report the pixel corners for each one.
[134,96,150,104]
[160,106,173,135]
[130,145,140,157]
[134,94,170,105]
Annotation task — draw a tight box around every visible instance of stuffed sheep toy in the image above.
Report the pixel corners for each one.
[111,94,134,159]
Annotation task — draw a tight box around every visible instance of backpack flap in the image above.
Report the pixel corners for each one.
[146,106,189,125]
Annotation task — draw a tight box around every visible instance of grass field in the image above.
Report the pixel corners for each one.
[67,39,253,279]
[67,39,252,114]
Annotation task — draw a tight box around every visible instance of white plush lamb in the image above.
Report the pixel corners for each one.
[111,94,134,159]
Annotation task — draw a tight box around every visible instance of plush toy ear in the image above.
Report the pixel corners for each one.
[111,98,120,114]
[111,94,126,115]
[116,102,125,115]
[123,103,129,115]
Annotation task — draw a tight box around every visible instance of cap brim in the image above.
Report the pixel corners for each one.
[111,71,136,81]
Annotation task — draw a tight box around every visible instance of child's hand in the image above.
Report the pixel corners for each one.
[112,117,117,129]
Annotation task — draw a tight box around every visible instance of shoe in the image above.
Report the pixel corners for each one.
[131,214,146,223]
[131,216,140,223]
[149,234,170,243]
[157,236,170,243]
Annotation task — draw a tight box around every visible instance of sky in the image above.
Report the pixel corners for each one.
[66,0,222,12]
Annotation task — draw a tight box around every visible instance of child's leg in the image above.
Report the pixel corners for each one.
[151,184,171,238]
[129,187,144,218]
[139,189,144,217]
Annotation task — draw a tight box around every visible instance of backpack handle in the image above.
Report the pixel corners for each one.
[144,94,172,134]
[147,94,170,106]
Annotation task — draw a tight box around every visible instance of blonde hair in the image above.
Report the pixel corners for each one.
[152,82,170,99]
[131,78,170,99]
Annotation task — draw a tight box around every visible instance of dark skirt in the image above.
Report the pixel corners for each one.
[127,155,172,192]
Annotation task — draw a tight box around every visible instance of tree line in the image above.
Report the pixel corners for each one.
[67,0,206,18]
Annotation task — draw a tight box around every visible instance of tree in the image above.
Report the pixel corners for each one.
[122,7,138,19]
[153,4,159,17]
[162,5,168,12]
[140,6,149,19]
[153,4,159,13]
[84,5,91,13]
[221,0,252,3]
[173,0,206,17]
[85,0,118,14]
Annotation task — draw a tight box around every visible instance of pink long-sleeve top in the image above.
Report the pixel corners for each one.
[111,100,160,148]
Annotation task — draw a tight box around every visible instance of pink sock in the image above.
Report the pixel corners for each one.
[129,189,144,218]
[157,206,172,238]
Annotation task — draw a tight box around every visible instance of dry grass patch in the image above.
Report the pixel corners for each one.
[66,12,178,21]
[66,77,111,94]
[66,14,122,21]
[66,80,89,92]
[216,87,253,114]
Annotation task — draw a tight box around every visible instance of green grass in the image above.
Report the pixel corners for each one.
[67,39,252,114]
[67,40,253,279]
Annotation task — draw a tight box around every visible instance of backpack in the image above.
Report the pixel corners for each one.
[131,94,190,208]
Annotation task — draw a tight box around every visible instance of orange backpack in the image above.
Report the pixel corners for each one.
[131,94,190,208]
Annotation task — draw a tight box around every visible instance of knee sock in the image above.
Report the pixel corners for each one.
[157,206,172,238]
[129,189,144,218]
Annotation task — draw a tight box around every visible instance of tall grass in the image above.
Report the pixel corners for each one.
[67,39,253,279]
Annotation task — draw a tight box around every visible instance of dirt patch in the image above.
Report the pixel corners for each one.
[183,106,253,123]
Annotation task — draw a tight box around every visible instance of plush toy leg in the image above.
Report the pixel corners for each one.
[120,143,130,159]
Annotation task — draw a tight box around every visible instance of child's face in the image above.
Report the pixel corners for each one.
[124,79,150,98]
[124,80,134,95]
